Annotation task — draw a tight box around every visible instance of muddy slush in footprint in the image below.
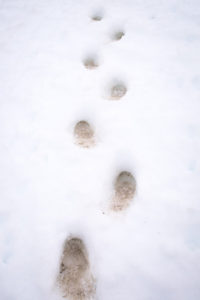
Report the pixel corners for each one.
[74,121,95,148]
[57,237,96,300]
[111,171,136,211]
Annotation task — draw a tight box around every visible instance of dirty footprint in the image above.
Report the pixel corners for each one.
[57,237,96,300]
[74,121,95,148]
[90,8,104,21]
[91,13,103,21]
[83,55,99,70]
[109,82,127,100]
[111,30,125,41]
[111,171,136,211]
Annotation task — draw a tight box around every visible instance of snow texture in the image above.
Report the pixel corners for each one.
[0,0,200,299]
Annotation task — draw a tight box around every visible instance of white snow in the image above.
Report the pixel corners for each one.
[0,0,200,299]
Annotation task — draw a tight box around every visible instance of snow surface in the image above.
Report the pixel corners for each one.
[0,0,200,299]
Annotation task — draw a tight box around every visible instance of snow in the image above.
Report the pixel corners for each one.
[0,0,200,299]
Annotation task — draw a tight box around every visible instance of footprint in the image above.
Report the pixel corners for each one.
[90,9,104,21]
[74,121,95,148]
[83,55,99,70]
[57,237,96,300]
[111,171,136,211]
[109,82,127,100]
[91,13,103,21]
[111,30,125,41]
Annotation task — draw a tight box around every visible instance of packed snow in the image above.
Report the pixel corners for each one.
[0,0,200,299]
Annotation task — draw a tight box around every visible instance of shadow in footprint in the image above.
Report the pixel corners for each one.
[111,171,136,212]
[57,237,96,300]
[74,121,95,148]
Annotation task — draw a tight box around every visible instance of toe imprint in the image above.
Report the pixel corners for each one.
[111,171,136,211]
